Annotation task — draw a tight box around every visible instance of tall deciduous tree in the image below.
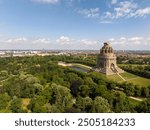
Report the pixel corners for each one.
[49,83,74,112]
[0,93,11,110]
[92,96,110,113]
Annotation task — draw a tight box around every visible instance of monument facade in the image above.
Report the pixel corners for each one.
[96,42,124,75]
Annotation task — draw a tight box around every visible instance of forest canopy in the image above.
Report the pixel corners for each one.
[0,55,149,113]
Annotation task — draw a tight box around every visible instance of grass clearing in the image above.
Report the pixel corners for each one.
[126,77,150,87]
[108,72,150,87]
[107,74,123,82]
[120,72,137,80]
[72,63,92,70]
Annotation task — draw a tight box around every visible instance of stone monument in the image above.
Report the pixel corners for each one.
[96,42,124,75]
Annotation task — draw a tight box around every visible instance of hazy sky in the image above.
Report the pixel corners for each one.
[0,0,150,50]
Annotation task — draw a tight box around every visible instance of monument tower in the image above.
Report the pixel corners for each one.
[96,42,124,75]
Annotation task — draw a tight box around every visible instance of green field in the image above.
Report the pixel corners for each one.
[60,62,150,87]
[72,63,92,70]
[107,74,123,82]
[120,72,137,79]
[107,72,150,87]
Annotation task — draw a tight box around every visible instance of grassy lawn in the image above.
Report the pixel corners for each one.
[63,62,150,87]
[72,63,92,70]
[107,74,123,82]
[120,72,137,80]
[118,64,149,67]
[108,72,150,87]
[127,77,150,87]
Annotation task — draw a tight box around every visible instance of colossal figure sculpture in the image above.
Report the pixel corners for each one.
[96,42,124,75]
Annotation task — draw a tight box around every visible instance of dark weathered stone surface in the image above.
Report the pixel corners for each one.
[96,42,124,75]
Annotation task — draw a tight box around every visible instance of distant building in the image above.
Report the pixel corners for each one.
[96,42,124,75]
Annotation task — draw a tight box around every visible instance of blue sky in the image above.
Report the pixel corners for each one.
[0,0,150,50]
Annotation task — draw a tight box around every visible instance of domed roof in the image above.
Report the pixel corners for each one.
[100,42,113,54]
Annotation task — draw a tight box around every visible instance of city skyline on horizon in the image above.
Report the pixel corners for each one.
[0,0,150,50]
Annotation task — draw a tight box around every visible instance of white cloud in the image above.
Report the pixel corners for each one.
[1,36,149,50]
[99,20,114,24]
[56,36,150,50]
[6,37,27,43]
[32,0,81,5]
[111,0,117,5]
[128,37,144,44]
[78,8,100,18]
[130,7,150,17]
[128,37,143,41]
[78,39,98,45]
[32,38,51,44]
[113,37,127,45]
[113,1,137,19]
[109,36,150,50]
[108,38,115,42]
[56,36,98,46]
[103,1,150,20]
[56,36,72,44]
[32,0,59,4]
[103,11,114,19]
[119,37,126,41]
[119,1,137,9]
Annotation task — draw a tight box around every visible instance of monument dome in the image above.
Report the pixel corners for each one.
[96,42,124,75]
[100,42,113,54]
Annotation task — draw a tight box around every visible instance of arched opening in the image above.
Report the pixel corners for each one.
[110,63,118,73]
